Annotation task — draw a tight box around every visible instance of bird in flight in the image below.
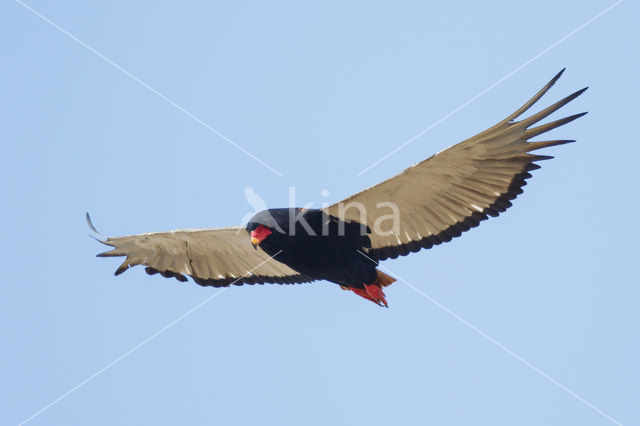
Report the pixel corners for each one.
[90,69,586,307]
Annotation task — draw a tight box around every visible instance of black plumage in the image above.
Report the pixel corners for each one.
[246,209,376,290]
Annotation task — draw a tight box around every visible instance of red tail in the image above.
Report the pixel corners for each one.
[373,269,396,287]
[348,270,396,307]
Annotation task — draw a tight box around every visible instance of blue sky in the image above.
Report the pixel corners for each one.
[1,1,638,425]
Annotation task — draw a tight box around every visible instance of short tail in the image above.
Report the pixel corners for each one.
[373,269,396,287]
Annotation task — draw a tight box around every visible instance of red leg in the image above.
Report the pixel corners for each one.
[350,284,388,307]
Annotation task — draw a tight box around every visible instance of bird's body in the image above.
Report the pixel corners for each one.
[90,70,587,307]
[247,208,376,286]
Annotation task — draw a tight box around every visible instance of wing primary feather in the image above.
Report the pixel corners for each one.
[96,245,121,257]
[526,112,588,138]
[86,213,119,253]
[528,154,555,162]
[114,260,130,276]
[85,212,103,236]
[525,163,542,171]
[520,87,588,128]
[502,68,566,124]
[527,140,575,151]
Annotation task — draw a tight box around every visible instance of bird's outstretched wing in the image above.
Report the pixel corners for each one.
[324,69,586,261]
[88,215,313,287]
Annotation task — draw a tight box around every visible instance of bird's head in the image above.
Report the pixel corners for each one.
[246,208,290,249]
[249,224,273,249]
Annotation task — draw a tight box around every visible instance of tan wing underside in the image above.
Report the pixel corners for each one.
[324,69,586,261]
[95,225,313,287]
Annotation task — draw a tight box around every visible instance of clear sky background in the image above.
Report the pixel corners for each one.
[1,1,638,425]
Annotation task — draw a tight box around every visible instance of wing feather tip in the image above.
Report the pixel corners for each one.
[86,212,101,235]
[530,154,554,161]
[96,247,120,257]
[549,68,566,87]
[114,261,130,276]
[563,87,588,104]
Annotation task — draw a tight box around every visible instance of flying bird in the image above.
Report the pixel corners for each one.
[90,69,586,307]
